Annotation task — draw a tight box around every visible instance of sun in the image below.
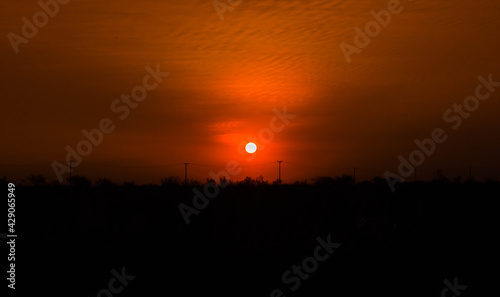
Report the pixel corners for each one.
[245,142,257,154]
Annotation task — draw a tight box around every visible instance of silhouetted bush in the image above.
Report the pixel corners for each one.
[95,178,117,188]
[27,174,46,186]
[161,176,181,187]
[68,175,91,189]
[334,174,354,185]
[312,176,335,186]
[432,169,450,184]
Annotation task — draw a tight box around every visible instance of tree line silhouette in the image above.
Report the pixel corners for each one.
[4,172,496,296]
[4,168,496,188]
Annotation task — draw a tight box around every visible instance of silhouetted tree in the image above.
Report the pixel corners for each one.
[312,176,335,186]
[485,178,500,186]
[27,174,46,186]
[219,176,230,187]
[69,175,92,188]
[255,175,269,186]
[432,170,450,184]
[292,179,308,186]
[123,181,136,188]
[272,179,282,185]
[161,176,181,187]
[95,178,117,188]
[239,176,255,186]
[188,179,202,186]
[334,174,354,185]
[373,177,386,185]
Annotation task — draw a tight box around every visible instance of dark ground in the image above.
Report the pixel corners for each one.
[2,177,497,296]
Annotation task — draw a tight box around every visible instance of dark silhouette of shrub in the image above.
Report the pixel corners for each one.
[68,175,91,188]
[95,178,117,188]
[161,176,181,187]
[312,176,335,186]
[27,174,46,186]
[334,174,354,185]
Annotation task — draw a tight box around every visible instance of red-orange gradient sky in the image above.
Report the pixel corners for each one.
[1,0,500,184]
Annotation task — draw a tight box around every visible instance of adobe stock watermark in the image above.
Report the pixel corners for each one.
[51,65,169,182]
[237,106,296,162]
[340,0,410,63]
[384,74,500,192]
[7,0,71,54]
[270,234,340,296]
[213,0,243,21]
[89,267,135,297]
[441,277,467,297]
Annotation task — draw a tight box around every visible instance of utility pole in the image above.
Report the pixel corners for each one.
[184,163,189,186]
[277,161,282,183]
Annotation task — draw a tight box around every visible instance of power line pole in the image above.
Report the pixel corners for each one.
[277,161,282,183]
[184,163,189,186]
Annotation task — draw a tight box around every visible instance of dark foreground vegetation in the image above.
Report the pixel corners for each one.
[2,175,497,296]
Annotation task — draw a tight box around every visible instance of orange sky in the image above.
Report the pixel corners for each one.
[1,0,500,184]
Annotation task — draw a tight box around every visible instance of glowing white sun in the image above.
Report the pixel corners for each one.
[245,142,257,154]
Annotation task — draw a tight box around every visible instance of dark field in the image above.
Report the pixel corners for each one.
[5,178,498,296]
